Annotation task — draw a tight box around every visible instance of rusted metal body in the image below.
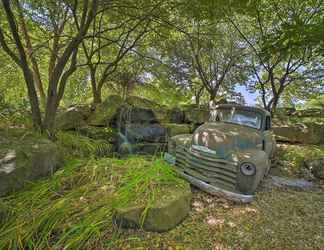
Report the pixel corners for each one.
[165,104,276,202]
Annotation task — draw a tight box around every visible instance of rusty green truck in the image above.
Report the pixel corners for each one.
[165,104,276,202]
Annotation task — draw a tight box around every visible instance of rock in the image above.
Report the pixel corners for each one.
[169,108,185,123]
[312,165,324,180]
[132,143,167,154]
[184,108,210,125]
[163,123,192,137]
[153,108,172,124]
[76,126,118,143]
[0,133,62,196]
[304,159,324,180]
[269,175,314,189]
[87,95,123,126]
[293,109,324,118]
[273,123,324,144]
[125,124,167,143]
[120,106,158,124]
[126,95,161,110]
[55,105,91,130]
[114,182,191,232]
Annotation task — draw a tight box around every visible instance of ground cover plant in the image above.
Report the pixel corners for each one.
[0,156,185,249]
[0,144,323,249]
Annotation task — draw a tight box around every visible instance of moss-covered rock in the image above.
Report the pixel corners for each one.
[55,105,91,131]
[76,126,118,144]
[126,95,162,110]
[87,95,123,126]
[304,158,324,179]
[125,96,172,123]
[131,142,167,155]
[125,124,167,143]
[113,182,191,232]
[120,106,159,124]
[153,108,172,124]
[0,130,62,196]
[163,123,192,137]
[273,123,324,144]
[184,108,210,124]
[169,108,185,123]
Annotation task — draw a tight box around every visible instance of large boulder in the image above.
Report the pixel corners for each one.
[125,96,172,124]
[184,108,210,124]
[0,132,62,196]
[119,106,159,124]
[304,158,324,180]
[125,124,167,143]
[87,95,123,126]
[128,143,166,155]
[76,126,118,144]
[273,123,324,144]
[163,123,192,137]
[55,105,91,131]
[169,108,185,123]
[292,109,324,118]
[126,95,162,110]
[113,182,191,232]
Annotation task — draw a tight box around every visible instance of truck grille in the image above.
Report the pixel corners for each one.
[175,146,238,191]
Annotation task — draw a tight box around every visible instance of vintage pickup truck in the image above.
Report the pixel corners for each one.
[165,104,276,202]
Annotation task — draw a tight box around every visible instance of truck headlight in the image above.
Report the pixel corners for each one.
[240,162,256,176]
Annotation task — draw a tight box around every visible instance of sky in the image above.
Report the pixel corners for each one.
[235,85,259,106]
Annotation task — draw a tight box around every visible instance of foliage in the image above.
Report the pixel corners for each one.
[0,156,184,249]
[305,94,324,109]
[0,0,323,128]
[56,131,113,159]
[274,143,324,178]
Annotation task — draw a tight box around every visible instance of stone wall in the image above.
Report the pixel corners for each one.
[56,96,324,147]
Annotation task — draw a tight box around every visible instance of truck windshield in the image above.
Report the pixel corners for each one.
[212,108,262,129]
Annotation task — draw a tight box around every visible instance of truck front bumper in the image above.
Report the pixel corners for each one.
[164,153,254,203]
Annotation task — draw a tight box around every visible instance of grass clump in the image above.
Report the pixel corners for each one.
[56,131,113,158]
[274,143,324,179]
[0,156,184,249]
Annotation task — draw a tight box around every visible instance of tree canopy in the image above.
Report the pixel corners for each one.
[0,0,323,132]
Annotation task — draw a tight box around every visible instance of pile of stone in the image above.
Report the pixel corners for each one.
[55,95,211,154]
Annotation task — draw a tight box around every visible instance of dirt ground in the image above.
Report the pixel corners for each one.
[113,144,324,250]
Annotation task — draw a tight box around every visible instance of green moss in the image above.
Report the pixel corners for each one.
[87,95,123,126]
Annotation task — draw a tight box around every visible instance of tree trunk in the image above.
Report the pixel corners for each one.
[194,86,204,107]
[1,0,43,130]
[195,94,200,106]
[90,68,102,104]
[93,89,102,104]
[16,0,46,108]
[43,88,58,136]
[209,91,216,104]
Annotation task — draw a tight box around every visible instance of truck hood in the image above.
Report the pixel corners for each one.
[191,122,262,159]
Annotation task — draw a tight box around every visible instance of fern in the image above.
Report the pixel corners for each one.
[56,131,113,158]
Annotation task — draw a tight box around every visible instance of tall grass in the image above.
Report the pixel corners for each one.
[0,156,183,249]
[56,131,113,158]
